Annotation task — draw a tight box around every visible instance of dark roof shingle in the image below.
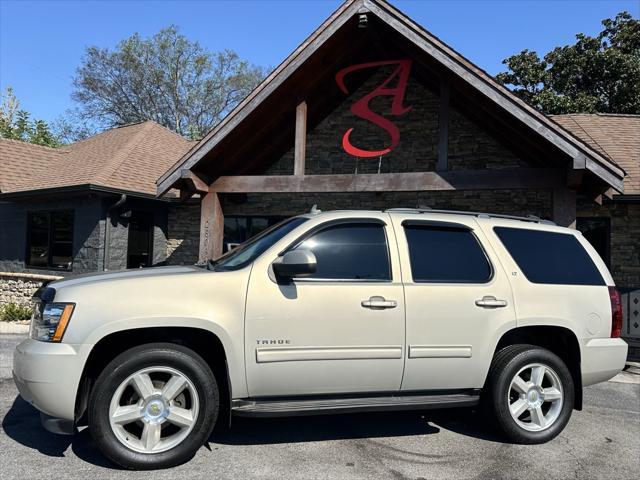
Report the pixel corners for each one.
[552,114,640,194]
[0,121,195,196]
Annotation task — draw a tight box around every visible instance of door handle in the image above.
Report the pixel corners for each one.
[475,296,508,308]
[361,296,397,309]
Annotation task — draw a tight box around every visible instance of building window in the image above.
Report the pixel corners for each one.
[223,215,286,252]
[576,217,611,267]
[26,210,74,270]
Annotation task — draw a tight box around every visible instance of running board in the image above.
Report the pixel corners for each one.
[231,391,480,417]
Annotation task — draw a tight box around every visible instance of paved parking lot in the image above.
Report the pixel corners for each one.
[1,332,639,480]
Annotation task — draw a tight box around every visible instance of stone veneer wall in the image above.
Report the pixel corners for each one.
[0,272,62,307]
[578,198,640,289]
[0,196,105,275]
[166,202,201,265]
[165,70,551,265]
[266,68,524,177]
[166,189,553,266]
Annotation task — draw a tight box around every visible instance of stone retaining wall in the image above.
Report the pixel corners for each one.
[0,272,62,307]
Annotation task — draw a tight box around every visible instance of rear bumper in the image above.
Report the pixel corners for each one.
[581,337,628,386]
[12,338,91,422]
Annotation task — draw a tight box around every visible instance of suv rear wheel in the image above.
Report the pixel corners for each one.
[485,344,574,444]
[88,343,219,469]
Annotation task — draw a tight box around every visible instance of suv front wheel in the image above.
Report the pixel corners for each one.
[485,344,574,444]
[88,343,219,469]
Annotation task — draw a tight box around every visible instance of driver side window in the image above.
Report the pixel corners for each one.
[292,222,391,281]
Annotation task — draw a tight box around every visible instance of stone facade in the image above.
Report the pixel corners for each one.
[266,68,524,177]
[166,201,201,265]
[165,189,553,266]
[448,108,529,170]
[0,272,61,307]
[222,189,552,218]
[166,70,555,266]
[578,199,640,289]
[0,194,170,275]
[0,195,105,275]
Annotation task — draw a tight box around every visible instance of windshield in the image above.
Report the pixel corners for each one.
[210,216,308,271]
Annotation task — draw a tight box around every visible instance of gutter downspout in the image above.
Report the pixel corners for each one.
[103,194,127,271]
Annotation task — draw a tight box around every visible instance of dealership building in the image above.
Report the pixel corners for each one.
[0,0,638,349]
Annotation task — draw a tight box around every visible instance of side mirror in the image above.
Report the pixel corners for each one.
[273,250,317,279]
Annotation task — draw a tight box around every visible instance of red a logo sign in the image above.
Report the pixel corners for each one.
[335,59,412,157]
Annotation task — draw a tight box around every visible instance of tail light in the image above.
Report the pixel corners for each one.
[608,286,623,338]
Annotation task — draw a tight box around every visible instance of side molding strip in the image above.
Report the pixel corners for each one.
[256,345,403,363]
[408,345,472,359]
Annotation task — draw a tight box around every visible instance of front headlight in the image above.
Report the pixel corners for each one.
[30,301,75,342]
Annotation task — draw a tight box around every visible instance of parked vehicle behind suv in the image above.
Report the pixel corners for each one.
[13,208,627,469]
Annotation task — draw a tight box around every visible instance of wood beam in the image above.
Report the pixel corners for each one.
[436,79,450,171]
[552,188,577,228]
[210,168,564,193]
[294,101,307,175]
[566,170,584,189]
[181,169,210,193]
[199,192,224,262]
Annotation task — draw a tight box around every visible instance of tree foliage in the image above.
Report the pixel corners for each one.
[51,114,96,144]
[72,25,266,139]
[497,12,640,114]
[0,87,60,147]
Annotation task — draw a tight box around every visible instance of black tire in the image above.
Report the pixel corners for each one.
[88,343,219,469]
[484,344,574,444]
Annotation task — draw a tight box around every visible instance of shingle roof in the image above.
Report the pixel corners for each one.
[0,120,195,196]
[551,114,640,194]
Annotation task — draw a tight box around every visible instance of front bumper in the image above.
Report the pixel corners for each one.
[12,338,91,422]
[581,337,628,386]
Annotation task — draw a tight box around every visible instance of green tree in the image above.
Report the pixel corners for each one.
[0,87,60,147]
[72,25,267,139]
[497,12,640,114]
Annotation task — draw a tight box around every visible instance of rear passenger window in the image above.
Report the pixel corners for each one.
[494,227,604,286]
[403,224,492,283]
[293,222,390,280]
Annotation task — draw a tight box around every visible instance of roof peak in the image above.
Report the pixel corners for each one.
[156,0,625,195]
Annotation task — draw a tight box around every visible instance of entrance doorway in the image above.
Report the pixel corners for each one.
[127,211,154,268]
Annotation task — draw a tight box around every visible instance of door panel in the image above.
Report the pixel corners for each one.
[390,213,516,391]
[244,216,405,397]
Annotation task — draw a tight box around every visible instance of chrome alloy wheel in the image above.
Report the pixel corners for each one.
[108,366,200,454]
[507,363,563,432]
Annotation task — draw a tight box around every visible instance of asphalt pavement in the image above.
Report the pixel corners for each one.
[1,332,639,480]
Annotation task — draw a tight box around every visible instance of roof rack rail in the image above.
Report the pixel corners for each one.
[384,208,556,225]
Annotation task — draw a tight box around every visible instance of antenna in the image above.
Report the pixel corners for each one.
[310,205,321,214]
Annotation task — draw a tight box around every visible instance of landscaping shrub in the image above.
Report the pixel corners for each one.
[0,303,33,321]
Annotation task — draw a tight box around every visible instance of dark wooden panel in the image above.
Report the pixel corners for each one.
[210,168,564,193]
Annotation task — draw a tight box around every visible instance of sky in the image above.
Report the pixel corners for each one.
[1,0,638,125]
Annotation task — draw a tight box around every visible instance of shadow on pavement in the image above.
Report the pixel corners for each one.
[209,407,506,446]
[1,396,117,469]
[2,394,505,469]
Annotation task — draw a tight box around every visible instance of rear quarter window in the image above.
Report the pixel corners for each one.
[494,227,604,286]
